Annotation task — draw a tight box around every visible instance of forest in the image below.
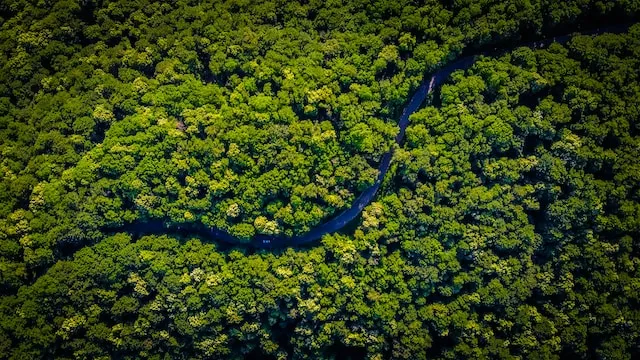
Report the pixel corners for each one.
[1,0,639,359]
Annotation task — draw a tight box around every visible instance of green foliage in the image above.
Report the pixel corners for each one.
[0,0,639,359]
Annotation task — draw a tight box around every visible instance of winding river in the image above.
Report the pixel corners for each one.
[120,24,633,248]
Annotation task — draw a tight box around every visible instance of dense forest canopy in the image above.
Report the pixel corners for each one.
[1,0,640,359]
